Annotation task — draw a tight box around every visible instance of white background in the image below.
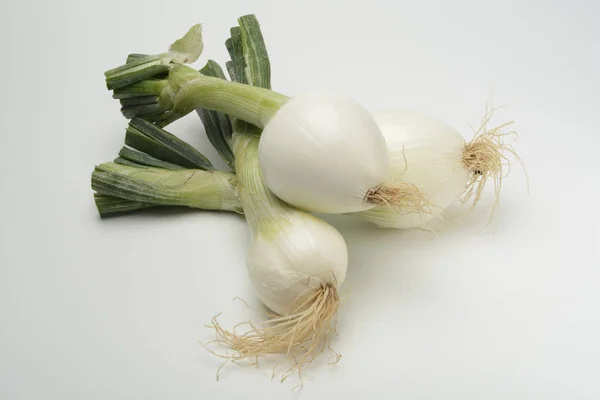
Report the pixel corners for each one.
[1,0,599,398]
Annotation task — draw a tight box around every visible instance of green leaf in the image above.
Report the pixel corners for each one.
[198,60,235,168]
[125,118,214,170]
[226,27,247,84]
[92,163,240,211]
[92,167,187,206]
[118,147,185,170]
[200,59,227,80]
[238,14,271,89]
[126,53,149,63]
[94,194,154,217]
[169,24,204,64]
[104,54,170,90]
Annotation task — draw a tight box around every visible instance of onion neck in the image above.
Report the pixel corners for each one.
[169,65,289,129]
[92,163,241,212]
[231,125,289,238]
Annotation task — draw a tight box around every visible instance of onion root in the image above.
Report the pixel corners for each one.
[460,101,527,224]
[364,180,431,215]
[204,283,341,383]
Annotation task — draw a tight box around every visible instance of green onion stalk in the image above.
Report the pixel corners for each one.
[109,63,288,129]
[91,118,240,217]
[105,21,288,128]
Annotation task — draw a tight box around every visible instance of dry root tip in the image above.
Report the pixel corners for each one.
[460,100,527,225]
[364,181,431,215]
[205,283,341,382]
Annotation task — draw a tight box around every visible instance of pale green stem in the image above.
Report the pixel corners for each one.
[231,128,288,238]
[168,65,289,128]
[105,53,170,90]
[92,163,241,212]
[94,194,154,216]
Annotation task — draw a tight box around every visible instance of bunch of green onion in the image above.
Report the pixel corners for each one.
[93,14,523,382]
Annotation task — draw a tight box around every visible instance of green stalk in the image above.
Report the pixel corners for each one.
[125,118,214,170]
[197,61,235,168]
[232,129,286,237]
[106,23,288,127]
[112,66,288,127]
[117,147,184,170]
[94,194,154,217]
[105,54,171,90]
[92,111,239,217]
[225,27,247,84]
[223,14,291,238]
[163,65,288,127]
[126,53,150,63]
[113,80,169,100]
[197,106,234,168]
[92,163,241,212]
[105,24,204,90]
[113,157,146,168]
[97,15,287,222]
[238,16,271,89]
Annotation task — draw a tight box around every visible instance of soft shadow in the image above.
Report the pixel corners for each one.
[97,206,245,223]
[320,200,513,319]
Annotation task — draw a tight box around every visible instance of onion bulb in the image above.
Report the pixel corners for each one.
[245,210,347,315]
[258,91,424,213]
[356,107,521,228]
[208,133,347,376]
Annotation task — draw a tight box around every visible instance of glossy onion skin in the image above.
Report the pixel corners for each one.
[259,91,390,214]
[246,212,348,315]
[358,109,470,228]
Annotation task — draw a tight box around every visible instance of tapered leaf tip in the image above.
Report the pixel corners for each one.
[169,24,204,64]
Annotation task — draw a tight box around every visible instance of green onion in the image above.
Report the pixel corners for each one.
[93,194,153,216]
[92,162,239,211]
[104,21,288,128]
[225,27,247,85]
[105,24,204,90]
[125,53,150,63]
[116,147,184,170]
[201,15,347,381]
[110,63,287,127]
[125,117,214,170]
[197,61,234,168]
[91,118,241,217]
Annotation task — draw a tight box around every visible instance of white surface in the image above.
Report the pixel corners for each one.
[1,0,599,399]
[259,90,388,213]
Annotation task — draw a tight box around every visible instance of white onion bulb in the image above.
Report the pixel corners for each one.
[357,109,471,228]
[258,91,392,214]
[246,211,347,315]
[208,133,347,370]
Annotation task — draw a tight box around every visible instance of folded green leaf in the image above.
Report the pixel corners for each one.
[226,28,247,84]
[198,60,234,168]
[94,194,153,217]
[125,118,214,170]
[105,24,203,90]
[238,14,271,89]
[169,24,204,64]
[92,162,240,211]
[126,53,149,63]
[117,147,184,170]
